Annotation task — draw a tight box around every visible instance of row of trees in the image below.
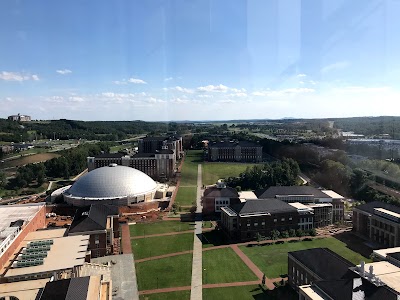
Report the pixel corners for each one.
[256,228,317,242]
[225,158,300,191]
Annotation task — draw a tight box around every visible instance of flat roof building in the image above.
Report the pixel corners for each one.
[1,228,90,283]
[208,140,262,162]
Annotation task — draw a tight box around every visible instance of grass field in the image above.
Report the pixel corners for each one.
[179,150,203,186]
[132,233,194,259]
[202,162,259,185]
[175,187,197,206]
[203,285,297,300]
[139,290,190,300]
[239,237,371,278]
[203,248,258,284]
[201,230,230,248]
[135,254,193,290]
[1,153,60,169]
[130,221,194,236]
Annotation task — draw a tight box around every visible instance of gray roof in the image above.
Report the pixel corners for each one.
[231,199,297,215]
[355,201,400,215]
[68,204,118,233]
[40,276,90,300]
[203,186,239,198]
[289,248,353,280]
[156,149,174,154]
[94,153,125,158]
[209,141,262,148]
[255,186,328,199]
[65,165,157,199]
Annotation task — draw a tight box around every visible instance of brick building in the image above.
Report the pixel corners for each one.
[67,204,119,258]
[255,186,344,225]
[220,199,299,241]
[138,135,183,160]
[202,181,240,215]
[0,203,46,271]
[353,201,400,248]
[208,141,262,162]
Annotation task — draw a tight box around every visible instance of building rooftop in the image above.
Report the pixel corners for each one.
[355,261,400,293]
[68,204,118,234]
[321,190,345,199]
[0,203,44,253]
[3,229,89,278]
[156,149,175,154]
[209,140,262,148]
[91,153,125,159]
[238,191,257,200]
[203,186,239,198]
[231,199,297,216]
[255,186,329,199]
[373,247,400,260]
[39,276,92,300]
[355,201,400,216]
[387,252,400,263]
[131,152,156,158]
[289,248,353,281]
[0,278,49,300]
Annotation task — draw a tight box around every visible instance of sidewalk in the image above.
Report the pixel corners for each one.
[190,164,203,300]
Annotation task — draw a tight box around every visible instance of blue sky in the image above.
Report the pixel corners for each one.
[1,0,400,121]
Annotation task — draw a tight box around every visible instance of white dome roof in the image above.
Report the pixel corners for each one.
[66,165,157,199]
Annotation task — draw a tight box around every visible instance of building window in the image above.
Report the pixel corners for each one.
[254,223,258,226]
[261,222,265,226]
[274,219,277,222]
[247,223,250,227]
[289,217,292,221]
[281,218,285,221]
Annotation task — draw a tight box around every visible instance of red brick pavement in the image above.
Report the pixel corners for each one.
[230,244,275,290]
[120,223,132,254]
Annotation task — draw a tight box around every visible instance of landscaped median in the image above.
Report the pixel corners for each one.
[239,237,371,279]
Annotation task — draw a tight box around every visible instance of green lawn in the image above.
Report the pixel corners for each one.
[203,248,258,284]
[130,221,194,236]
[203,285,297,300]
[132,233,194,259]
[202,162,259,185]
[179,150,203,186]
[175,187,197,206]
[136,254,193,290]
[139,291,190,300]
[239,237,371,279]
[201,229,231,248]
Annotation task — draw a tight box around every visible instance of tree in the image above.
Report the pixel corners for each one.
[308,228,317,236]
[281,230,289,238]
[235,186,242,192]
[189,205,197,214]
[0,171,6,188]
[256,232,263,243]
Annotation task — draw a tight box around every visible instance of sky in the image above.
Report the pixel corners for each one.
[1,0,400,121]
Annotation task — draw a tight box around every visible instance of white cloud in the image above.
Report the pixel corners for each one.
[297,73,307,77]
[56,69,72,75]
[164,77,173,81]
[334,86,390,93]
[164,86,194,94]
[321,61,349,73]
[228,92,247,97]
[170,97,189,104]
[69,96,84,102]
[252,88,315,97]
[218,99,235,104]
[0,71,39,81]
[197,84,229,92]
[128,78,147,84]
[113,80,127,85]
[197,94,213,98]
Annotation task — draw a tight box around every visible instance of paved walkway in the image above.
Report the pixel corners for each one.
[190,164,203,300]
[121,223,132,254]
[203,280,260,289]
[131,230,194,239]
[230,245,274,290]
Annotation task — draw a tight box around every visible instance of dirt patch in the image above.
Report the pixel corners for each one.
[1,153,60,169]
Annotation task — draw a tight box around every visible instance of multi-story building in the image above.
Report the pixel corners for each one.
[87,147,176,180]
[220,199,299,241]
[353,201,400,248]
[202,181,240,215]
[7,113,31,122]
[208,141,263,162]
[288,202,314,230]
[138,135,183,160]
[67,204,119,258]
[291,248,400,299]
[255,186,344,225]
[0,203,46,271]
[288,248,353,291]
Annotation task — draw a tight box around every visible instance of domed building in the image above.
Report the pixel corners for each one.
[63,164,158,207]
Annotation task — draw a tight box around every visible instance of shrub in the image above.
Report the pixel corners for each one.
[281,230,289,238]
[289,229,296,237]
[296,229,305,237]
